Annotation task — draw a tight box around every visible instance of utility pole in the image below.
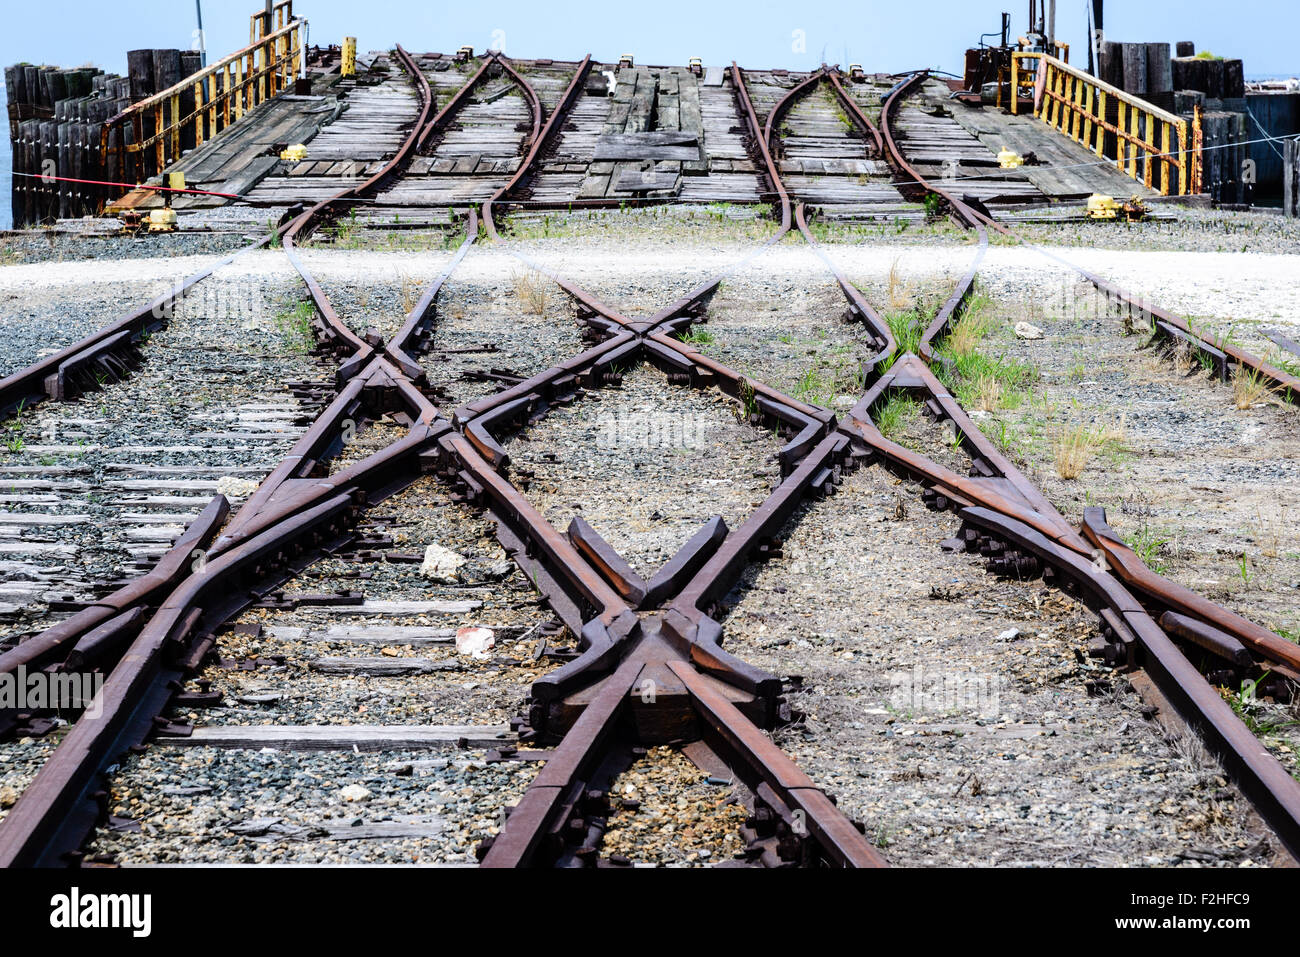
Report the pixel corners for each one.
[1090,0,1104,78]
[194,0,207,67]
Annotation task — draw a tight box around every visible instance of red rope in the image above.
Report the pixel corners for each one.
[9,170,244,199]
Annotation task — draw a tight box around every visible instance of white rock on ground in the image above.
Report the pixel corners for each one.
[1014,321,1044,339]
[419,543,466,582]
[339,784,371,802]
[216,476,261,498]
[455,626,495,659]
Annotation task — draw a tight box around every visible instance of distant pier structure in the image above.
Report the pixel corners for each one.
[5,1,303,225]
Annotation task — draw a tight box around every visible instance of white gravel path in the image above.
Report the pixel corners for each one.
[3,243,1294,328]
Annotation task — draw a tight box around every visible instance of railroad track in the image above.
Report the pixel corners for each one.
[0,50,1297,868]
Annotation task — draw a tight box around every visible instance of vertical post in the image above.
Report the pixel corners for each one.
[1068,76,1079,140]
[1160,122,1171,195]
[1044,65,1056,127]
[1284,136,1299,219]
[1192,105,1203,194]
[1083,81,1094,148]
[194,78,205,146]
[1057,70,1068,132]
[1095,89,1105,156]
[1143,112,1155,188]
[207,72,217,137]
[1127,105,1138,178]
[1116,100,1127,172]
[1011,55,1019,115]
[1062,74,1072,136]
[170,92,181,163]
[1177,120,1187,195]
[194,0,207,68]
[155,103,164,173]
[133,112,144,183]
[342,37,357,79]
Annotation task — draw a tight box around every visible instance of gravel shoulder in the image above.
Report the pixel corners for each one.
[718,464,1280,867]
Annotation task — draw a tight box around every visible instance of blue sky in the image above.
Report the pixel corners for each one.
[3,0,1299,227]
[3,0,1298,80]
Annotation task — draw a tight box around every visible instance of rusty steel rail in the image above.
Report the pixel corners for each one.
[384,207,480,380]
[880,71,1300,403]
[0,492,363,867]
[826,69,884,157]
[0,233,276,418]
[956,505,1300,859]
[4,57,1299,871]
[481,55,594,239]
[731,63,792,231]
[278,44,439,380]
[876,71,992,362]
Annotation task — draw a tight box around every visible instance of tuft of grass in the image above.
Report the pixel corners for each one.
[1053,418,1126,480]
[934,287,1037,412]
[276,300,317,353]
[400,273,421,315]
[328,207,363,248]
[970,373,1003,412]
[887,259,913,311]
[948,351,1037,411]
[1268,348,1300,379]
[792,359,864,408]
[1124,524,1170,574]
[885,308,923,358]
[733,378,758,425]
[874,394,919,439]
[512,270,549,315]
[680,327,715,346]
[1053,425,1093,479]
[1218,676,1296,737]
[943,295,994,358]
[1232,365,1272,409]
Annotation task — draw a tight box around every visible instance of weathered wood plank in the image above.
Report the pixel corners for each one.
[158,724,514,750]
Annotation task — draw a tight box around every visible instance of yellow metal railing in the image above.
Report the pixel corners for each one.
[101,6,304,187]
[1011,52,1201,196]
[251,1,297,44]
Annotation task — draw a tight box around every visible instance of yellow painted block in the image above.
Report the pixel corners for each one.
[1086,194,1120,219]
[281,144,308,162]
[147,208,178,232]
[998,147,1024,169]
